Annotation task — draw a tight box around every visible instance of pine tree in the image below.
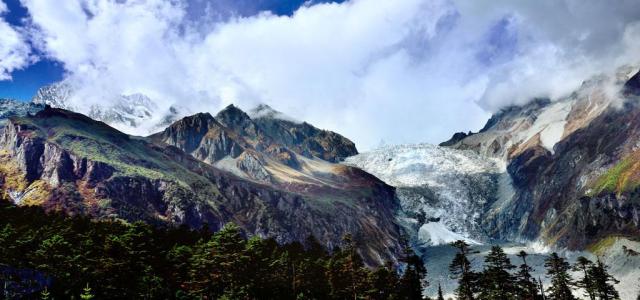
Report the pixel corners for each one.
[437,282,445,300]
[478,245,516,300]
[80,283,95,300]
[573,256,596,300]
[544,253,576,300]
[449,240,478,300]
[589,259,620,300]
[397,236,427,300]
[367,262,398,300]
[40,287,50,300]
[327,234,369,300]
[538,277,546,300]
[515,250,540,300]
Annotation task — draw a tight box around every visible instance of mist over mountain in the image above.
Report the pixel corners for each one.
[3,0,640,149]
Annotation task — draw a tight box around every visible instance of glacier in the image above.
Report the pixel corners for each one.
[344,143,503,248]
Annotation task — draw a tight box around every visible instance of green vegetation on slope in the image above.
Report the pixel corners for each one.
[591,150,640,196]
[12,111,220,193]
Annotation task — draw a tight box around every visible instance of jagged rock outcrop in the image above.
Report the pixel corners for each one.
[151,104,358,185]
[439,131,474,147]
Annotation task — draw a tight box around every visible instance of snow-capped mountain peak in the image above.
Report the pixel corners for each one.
[30,82,182,135]
[32,82,74,110]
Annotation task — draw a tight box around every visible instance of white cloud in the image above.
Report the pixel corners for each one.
[0,1,32,80]
[12,0,640,149]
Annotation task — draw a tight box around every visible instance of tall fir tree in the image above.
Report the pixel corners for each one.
[449,240,478,300]
[80,283,95,300]
[544,253,576,300]
[573,256,596,300]
[40,287,50,300]
[327,234,369,300]
[437,282,445,300]
[538,277,546,300]
[478,245,517,300]
[397,236,427,300]
[515,250,540,300]
[588,259,620,300]
[367,262,399,300]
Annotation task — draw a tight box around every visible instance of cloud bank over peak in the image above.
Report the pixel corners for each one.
[3,0,640,149]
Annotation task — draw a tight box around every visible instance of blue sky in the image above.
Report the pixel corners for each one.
[0,0,638,148]
[0,0,63,100]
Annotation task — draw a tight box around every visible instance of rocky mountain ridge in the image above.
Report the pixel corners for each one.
[0,104,400,265]
[150,104,358,185]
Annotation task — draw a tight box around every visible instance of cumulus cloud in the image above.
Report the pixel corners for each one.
[10,0,640,149]
[0,1,32,80]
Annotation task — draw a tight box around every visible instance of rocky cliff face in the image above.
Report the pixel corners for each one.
[0,106,400,265]
[444,67,640,249]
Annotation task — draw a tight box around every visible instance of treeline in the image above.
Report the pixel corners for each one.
[0,198,637,300]
[448,240,629,300]
[0,200,426,299]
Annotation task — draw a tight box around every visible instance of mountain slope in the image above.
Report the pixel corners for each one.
[0,105,400,265]
[147,104,400,263]
[442,67,640,248]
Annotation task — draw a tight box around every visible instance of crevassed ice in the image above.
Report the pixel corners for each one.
[344,144,501,247]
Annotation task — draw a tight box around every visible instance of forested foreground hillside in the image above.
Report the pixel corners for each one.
[0,199,425,300]
[0,196,636,300]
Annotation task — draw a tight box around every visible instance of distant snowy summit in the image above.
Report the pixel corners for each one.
[32,82,181,135]
[30,83,303,137]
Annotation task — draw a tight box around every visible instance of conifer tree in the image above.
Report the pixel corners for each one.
[397,236,427,300]
[80,283,95,300]
[589,259,620,300]
[573,256,596,300]
[327,234,369,300]
[449,240,478,300]
[478,245,516,300]
[544,253,576,300]
[40,287,50,300]
[437,282,445,300]
[538,277,546,300]
[367,262,398,300]
[515,250,540,300]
